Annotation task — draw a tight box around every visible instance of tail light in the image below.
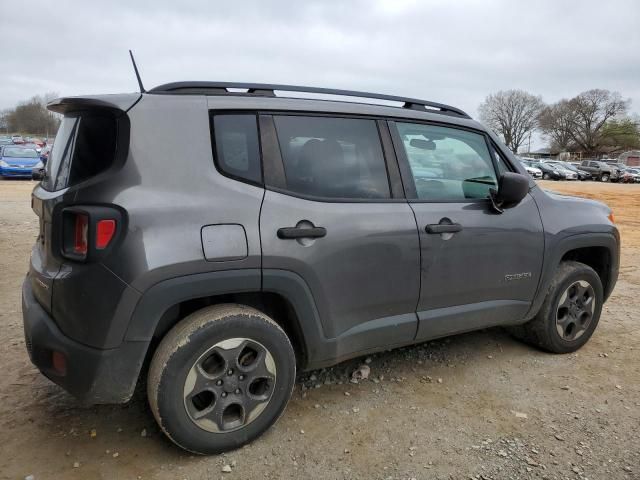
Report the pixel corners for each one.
[73,213,89,255]
[96,219,116,249]
[60,206,123,261]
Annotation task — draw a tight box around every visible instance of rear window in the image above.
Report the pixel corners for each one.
[211,114,262,185]
[42,113,118,191]
[273,115,390,199]
[2,147,39,158]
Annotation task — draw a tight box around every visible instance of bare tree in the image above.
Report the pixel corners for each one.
[6,93,61,135]
[478,90,544,153]
[566,89,629,154]
[538,100,574,151]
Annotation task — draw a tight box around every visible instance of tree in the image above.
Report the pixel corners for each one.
[567,89,629,153]
[0,109,10,134]
[478,90,544,153]
[538,100,574,151]
[6,93,61,136]
[599,117,640,152]
[540,89,630,154]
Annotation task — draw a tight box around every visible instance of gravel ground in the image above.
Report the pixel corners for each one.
[0,179,638,480]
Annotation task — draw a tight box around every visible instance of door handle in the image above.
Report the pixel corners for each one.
[277,226,327,239]
[425,223,462,234]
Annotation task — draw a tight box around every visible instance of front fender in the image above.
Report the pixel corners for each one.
[524,231,620,320]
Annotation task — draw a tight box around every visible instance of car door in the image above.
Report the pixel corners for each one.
[388,120,544,341]
[259,114,420,362]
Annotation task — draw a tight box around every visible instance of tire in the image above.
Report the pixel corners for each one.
[148,304,296,454]
[508,261,603,354]
[600,173,610,182]
[542,173,551,180]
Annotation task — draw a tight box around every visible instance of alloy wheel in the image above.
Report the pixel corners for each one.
[183,338,276,433]
[555,280,596,341]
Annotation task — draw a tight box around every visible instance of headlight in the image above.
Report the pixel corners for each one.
[0,160,8,167]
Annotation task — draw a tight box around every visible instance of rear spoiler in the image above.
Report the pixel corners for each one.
[47,93,141,115]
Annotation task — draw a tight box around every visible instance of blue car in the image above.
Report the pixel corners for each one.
[0,146,43,178]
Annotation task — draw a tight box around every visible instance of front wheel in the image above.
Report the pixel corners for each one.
[542,173,551,180]
[600,174,610,182]
[508,261,603,353]
[148,304,296,454]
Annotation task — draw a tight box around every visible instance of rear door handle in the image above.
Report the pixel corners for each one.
[277,226,327,239]
[425,223,462,234]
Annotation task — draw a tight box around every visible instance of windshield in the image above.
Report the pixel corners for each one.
[2,147,39,158]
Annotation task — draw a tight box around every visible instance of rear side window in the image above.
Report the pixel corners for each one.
[43,113,118,191]
[211,114,262,185]
[273,115,390,199]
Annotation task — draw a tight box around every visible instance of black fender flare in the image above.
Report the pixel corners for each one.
[524,231,620,320]
[124,269,326,367]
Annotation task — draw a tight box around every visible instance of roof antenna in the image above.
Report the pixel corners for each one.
[129,50,146,93]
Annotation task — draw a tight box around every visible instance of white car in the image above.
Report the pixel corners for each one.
[520,162,543,179]
[543,161,578,181]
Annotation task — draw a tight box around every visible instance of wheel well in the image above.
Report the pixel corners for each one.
[561,246,611,293]
[149,292,307,367]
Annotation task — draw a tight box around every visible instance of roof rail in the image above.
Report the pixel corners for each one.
[148,81,471,118]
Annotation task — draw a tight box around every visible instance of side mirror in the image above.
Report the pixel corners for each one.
[489,172,529,213]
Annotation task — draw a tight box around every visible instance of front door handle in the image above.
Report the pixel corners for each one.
[277,226,327,239]
[425,223,462,234]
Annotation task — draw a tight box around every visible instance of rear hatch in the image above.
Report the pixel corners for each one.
[29,94,138,314]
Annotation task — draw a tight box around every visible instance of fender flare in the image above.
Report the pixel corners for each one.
[524,231,620,319]
[124,269,325,366]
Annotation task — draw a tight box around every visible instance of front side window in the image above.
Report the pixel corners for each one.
[394,122,497,201]
[273,116,390,199]
[211,114,262,185]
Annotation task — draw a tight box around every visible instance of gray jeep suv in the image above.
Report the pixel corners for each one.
[22,82,619,454]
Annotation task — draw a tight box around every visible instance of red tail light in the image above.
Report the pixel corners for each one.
[61,206,122,261]
[73,214,89,255]
[96,219,116,249]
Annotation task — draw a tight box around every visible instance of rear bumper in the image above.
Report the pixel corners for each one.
[22,276,149,404]
[0,166,33,177]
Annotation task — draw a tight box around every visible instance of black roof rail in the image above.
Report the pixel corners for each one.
[148,81,471,118]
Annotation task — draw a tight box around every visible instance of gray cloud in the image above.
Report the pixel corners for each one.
[3,0,639,124]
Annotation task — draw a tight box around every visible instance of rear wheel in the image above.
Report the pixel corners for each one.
[148,304,296,454]
[508,261,603,353]
[542,173,551,180]
[600,173,610,182]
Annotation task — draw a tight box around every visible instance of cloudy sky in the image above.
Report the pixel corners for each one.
[3,0,639,125]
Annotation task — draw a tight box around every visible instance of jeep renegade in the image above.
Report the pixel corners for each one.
[22,82,619,454]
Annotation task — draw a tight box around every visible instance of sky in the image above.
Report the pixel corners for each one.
[3,0,639,148]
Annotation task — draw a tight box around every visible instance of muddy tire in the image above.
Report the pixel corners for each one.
[147,304,296,454]
[508,261,603,354]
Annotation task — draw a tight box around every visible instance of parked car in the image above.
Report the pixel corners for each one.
[621,168,640,183]
[541,160,579,180]
[11,135,24,144]
[0,137,13,146]
[578,160,620,182]
[0,146,43,178]
[23,142,43,154]
[518,159,542,178]
[39,143,53,164]
[557,161,590,181]
[523,159,565,180]
[23,82,619,455]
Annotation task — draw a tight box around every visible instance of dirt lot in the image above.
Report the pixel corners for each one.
[1,180,638,480]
